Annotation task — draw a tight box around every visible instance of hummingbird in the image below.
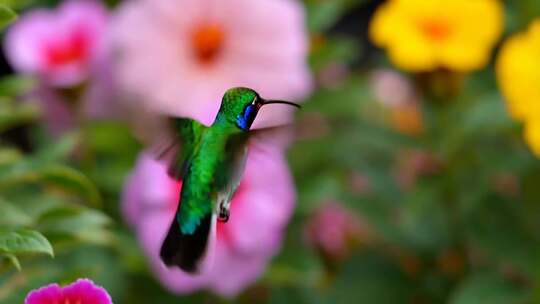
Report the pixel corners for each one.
[156,87,300,273]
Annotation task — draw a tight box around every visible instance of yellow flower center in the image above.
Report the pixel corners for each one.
[191,24,225,64]
[419,19,452,42]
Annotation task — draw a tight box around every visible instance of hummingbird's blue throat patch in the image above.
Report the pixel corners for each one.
[236,103,257,131]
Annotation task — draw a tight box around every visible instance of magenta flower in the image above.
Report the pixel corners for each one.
[122,147,295,297]
[4,0,108,87]
[25,278,112,304]
[108,0,312,127]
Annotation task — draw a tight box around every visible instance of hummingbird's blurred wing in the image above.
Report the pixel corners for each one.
[248,124,296,152]
[152,117,207,180]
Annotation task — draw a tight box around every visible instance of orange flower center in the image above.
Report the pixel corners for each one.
[419,19,452,42]
[191,24,225,64]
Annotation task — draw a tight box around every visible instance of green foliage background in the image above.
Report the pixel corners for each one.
[1,0,540,303]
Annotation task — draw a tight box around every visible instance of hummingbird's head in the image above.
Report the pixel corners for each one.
[218,87,300,131]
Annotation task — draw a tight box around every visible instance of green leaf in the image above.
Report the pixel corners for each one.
[0,229,53,257]
[0,98,40,132]
[44,166,101,207]
[38,165,102,208]
[306,1,344,32]
[450,273,529,304]
[0,148,22,167]
[0,0,36,10]
[35,132,79,162]
[0,0,33,10]
[0,198,32,226]
[305,0,365,32]
[84,121,140,156]
[2,252,20,271]
[38,206,111,232]
[309,36,360,72]
[0,4,16,30]
[328,250,415,303]
[0,159,102,208]
[37,205,112,245]
[0,76,36,97]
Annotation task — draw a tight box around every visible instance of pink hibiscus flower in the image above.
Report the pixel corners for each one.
[25,278,112,304]
[4,0,108,87]
[122,146,295,297]
[108,0,312,127]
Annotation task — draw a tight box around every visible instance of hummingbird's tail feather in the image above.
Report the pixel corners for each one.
[160,213,216,273]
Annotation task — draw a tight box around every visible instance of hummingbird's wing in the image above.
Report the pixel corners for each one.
[249,124,296,152]
[152,117,207,180]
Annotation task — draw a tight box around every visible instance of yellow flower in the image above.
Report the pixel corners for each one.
[524,120,540,156]
[497,20,540,155]
[496,20,540,122]
[369,0,504,72]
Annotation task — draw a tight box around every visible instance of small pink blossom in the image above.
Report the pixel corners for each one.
[369,69,424,135]
[5,0,120,134]
[317,63,349,88]
[4,0,108,87]
[395,150,441,189]
[108,0,312,128]
[122,147,295,297]
[304,202,370,263]
[24,278,112,304]
[370,68,416,108]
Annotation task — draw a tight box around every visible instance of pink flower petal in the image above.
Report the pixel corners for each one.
[108,0,312,124]
[121,154,178,226]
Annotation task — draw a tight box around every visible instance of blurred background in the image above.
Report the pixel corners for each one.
[0,0,540,303]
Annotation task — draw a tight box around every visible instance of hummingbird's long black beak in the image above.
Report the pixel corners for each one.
[260,99,301,108]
